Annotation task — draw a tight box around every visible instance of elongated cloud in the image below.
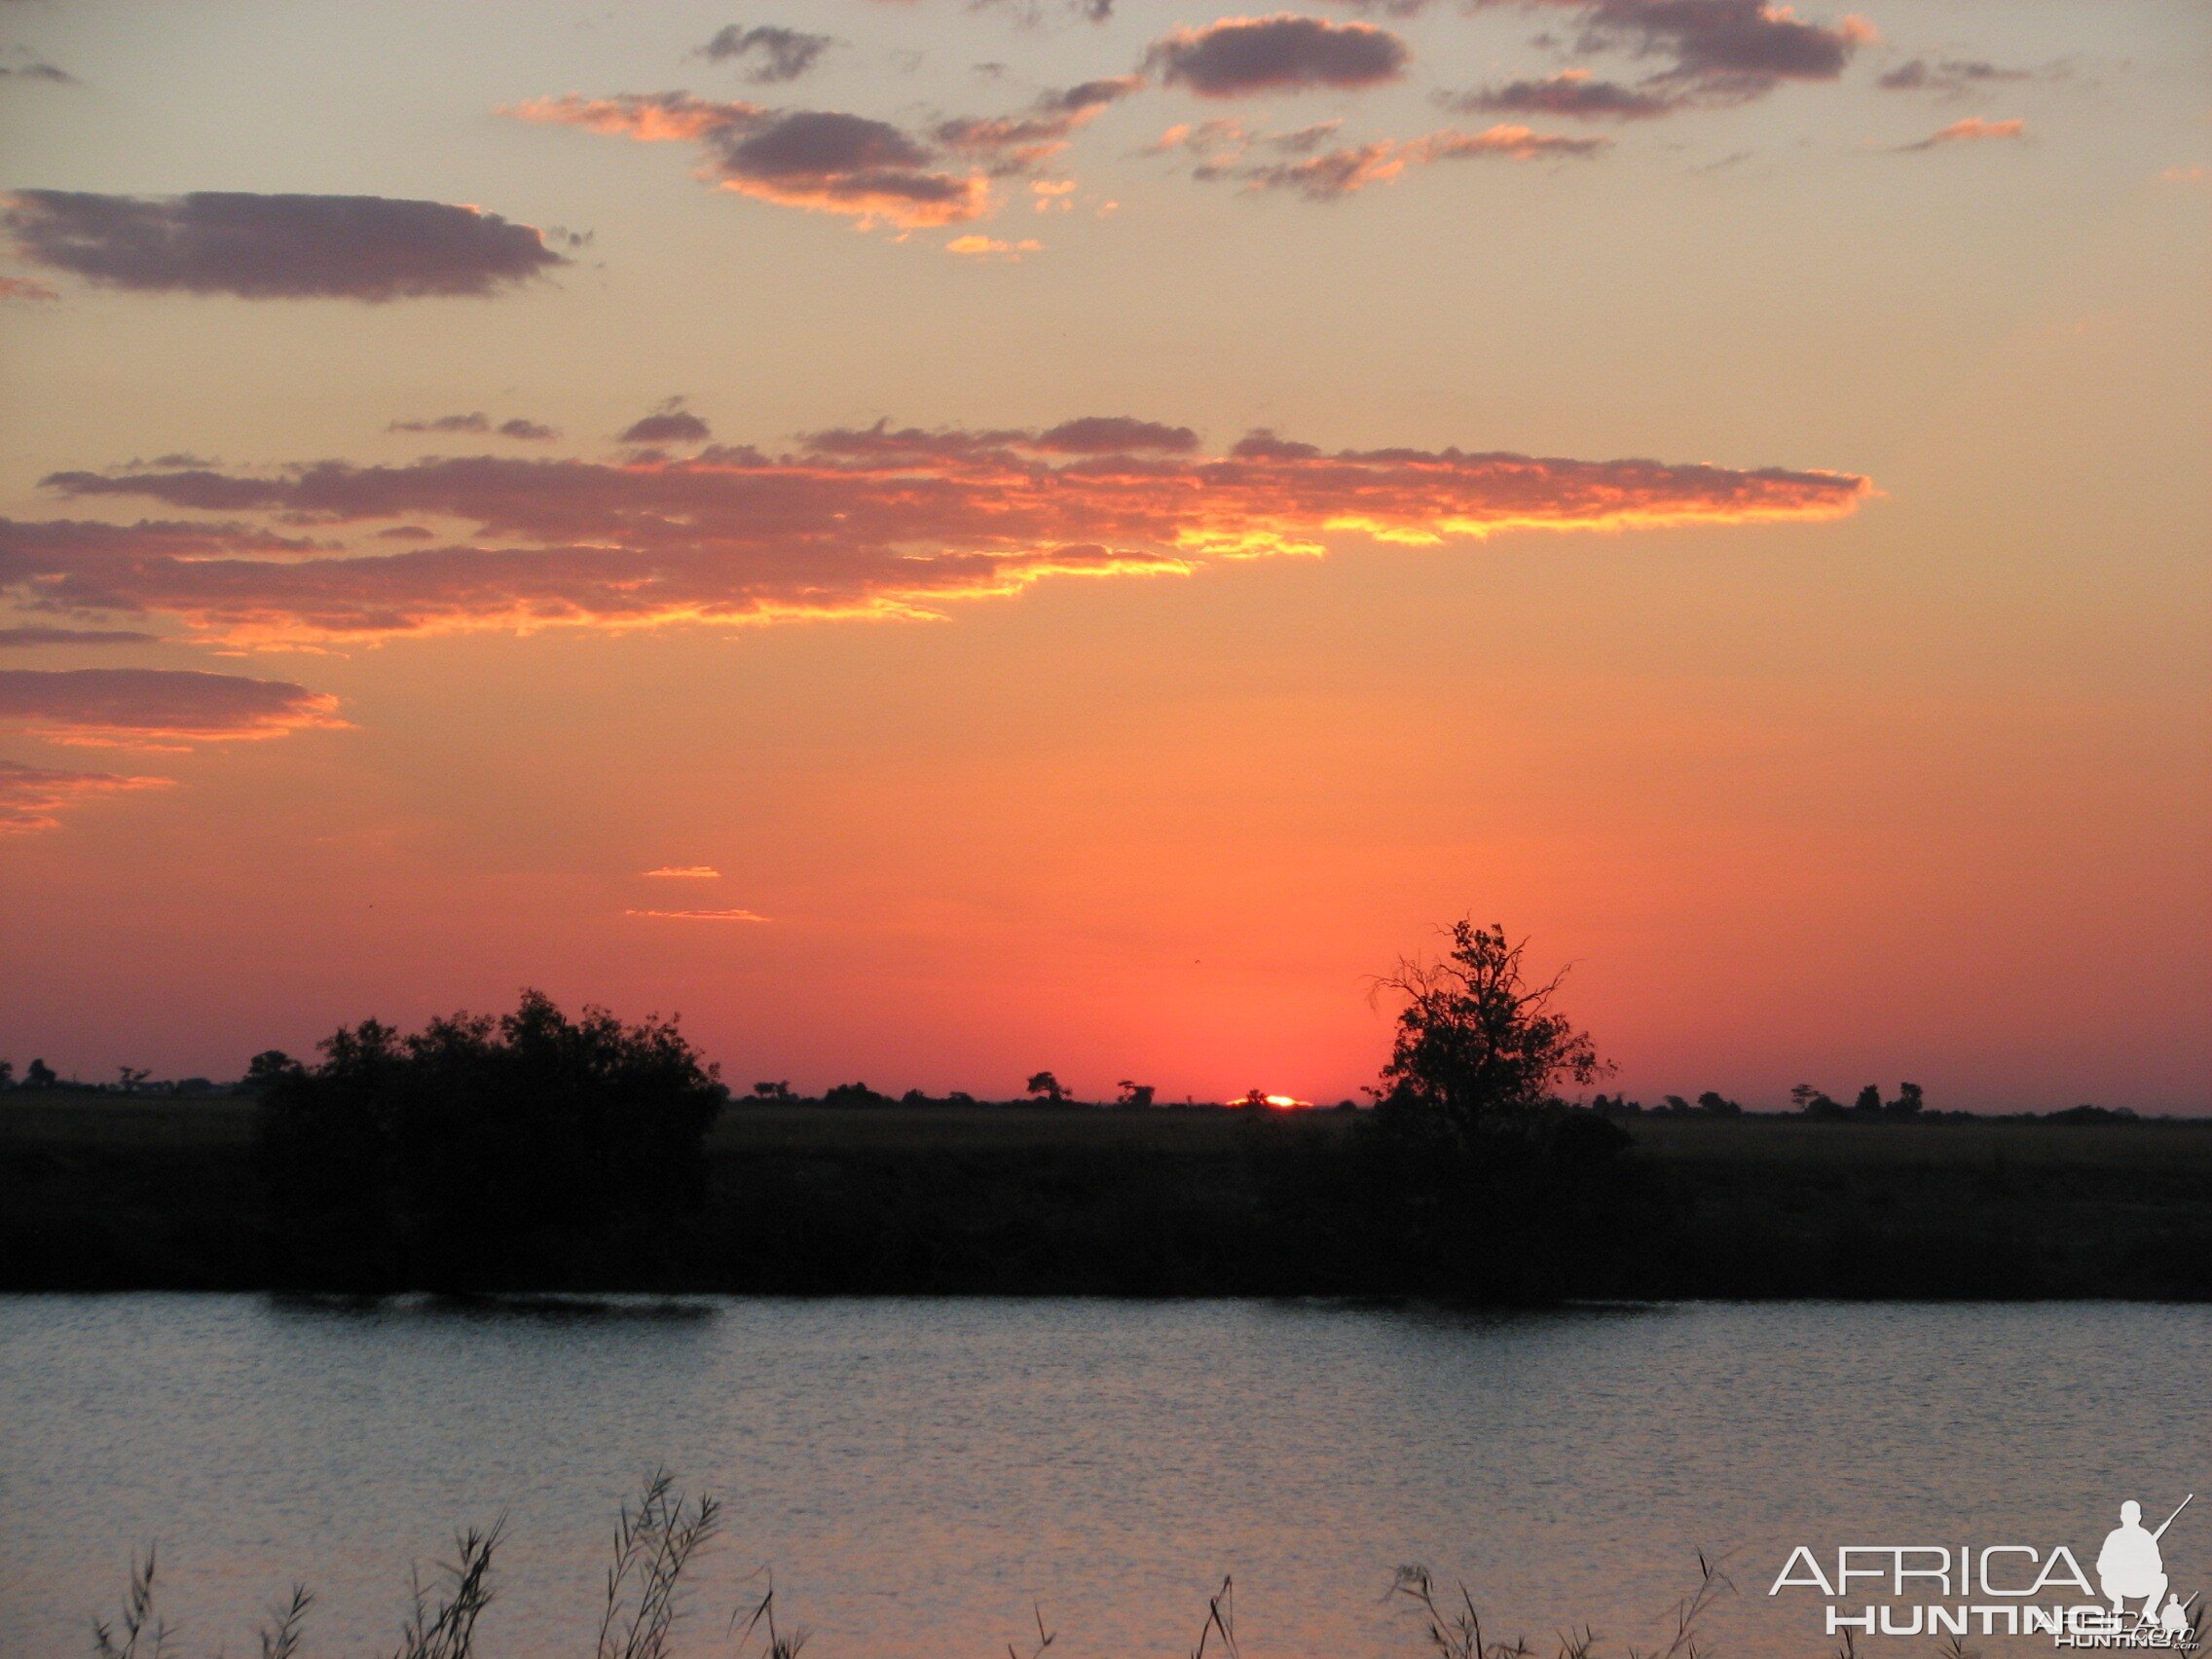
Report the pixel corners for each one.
[506,93,989,228]
[389,413,560,441]
[625,907,768,922]
[645,866,722,878]
[0,668,345,747]
[1034,417,1199,454]
[694,24,833,84]
[3,192,570,301]
[0,48,76,86]
[1463,0,1872,113]
[0,757,171,833]
[1145,15,1409,98]
[1240,125,1606,198]
[1153,116,1601,193]
[1899,116,2025,152]
[620,399,712,445]
[391,413,495,435]
[0,624,158,646]
[0,517,324,562]
[946,234,1042,260]
[1576,0,1871,92]
[1447,70,1675,121]
[0,420,1870,645]
[934,77,1143,174]
[1877,58,2030,95]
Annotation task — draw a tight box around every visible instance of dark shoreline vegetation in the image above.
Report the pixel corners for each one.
[10,1093,2210,1299]
[6,926,2209,1302]
[90,1471,1757,1659]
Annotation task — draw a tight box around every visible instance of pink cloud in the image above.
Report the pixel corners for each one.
[946,234,1043,259]
[0,667,346,748]
[1446,70,1677,122]
[3,420,1872,645]
[1899,116,2026,151]
[1468,0,1874,110]
[505,94,991,229]
[934,77,1144,176]
[624,907,769,922]
[4,192,568,301]
[0,756,172,833]
[1144,16,1409,98]
[1239,125,1607,199]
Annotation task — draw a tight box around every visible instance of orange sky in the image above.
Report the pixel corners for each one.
[1,0,2205,1108]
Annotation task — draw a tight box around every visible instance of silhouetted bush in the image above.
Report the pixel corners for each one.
[254,990,724,1289]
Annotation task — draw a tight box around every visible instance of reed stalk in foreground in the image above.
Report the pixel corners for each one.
[598,1469,722,1659]
[1390,1551,1731,1659]
[92,1544,171,1659]
[95,1481,1981,1658]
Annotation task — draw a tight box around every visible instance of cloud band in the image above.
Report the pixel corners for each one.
[0,421,1871,645]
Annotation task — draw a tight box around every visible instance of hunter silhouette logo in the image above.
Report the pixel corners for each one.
[1768,1492,2199,1648]
[2099,1497,2194,1637]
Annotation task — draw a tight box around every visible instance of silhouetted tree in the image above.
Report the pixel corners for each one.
[1116,1080,1156,1107]
[23,1058,55,1089]
[1360,921,1627,1301]
[0,1059,13,1090]
[1885,1082,1925,1119]
[1371,922,1607,1143]
[822,1081,885,1105]
[244,1051,301,1093]
[1852,1084,1883,1117]
[117,1066,150,1093]
[1025,1071,1067,1104]
[254,989,724,1288]
[752,1080,794,1101]
[1791,1083,1843,1119]
[1696,1090,1743,1117]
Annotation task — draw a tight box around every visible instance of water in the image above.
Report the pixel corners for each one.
[2,1297,2205,1657]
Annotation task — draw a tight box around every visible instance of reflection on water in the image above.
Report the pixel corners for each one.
[269,1291,723,1322]
[1,1297,2205,1656]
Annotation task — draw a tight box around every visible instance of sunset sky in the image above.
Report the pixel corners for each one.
[2,0,2205,1109]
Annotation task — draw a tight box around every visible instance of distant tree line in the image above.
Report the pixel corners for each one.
[0,1047,2155,1130]
[0,1057,230,1096]
[0,922,2195,1301]
[1591,1090,1744,1118]
[0,1048,2154,1125]
[0,919,2177,1307]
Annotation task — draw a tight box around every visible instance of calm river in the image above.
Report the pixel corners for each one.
[2,1298,2205,1656]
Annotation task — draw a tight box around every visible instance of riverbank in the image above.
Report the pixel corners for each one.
[4,1099,2208,1297]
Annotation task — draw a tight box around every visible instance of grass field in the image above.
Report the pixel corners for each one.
[5,1096,2209,1298]
[13,1091,2210,1167]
